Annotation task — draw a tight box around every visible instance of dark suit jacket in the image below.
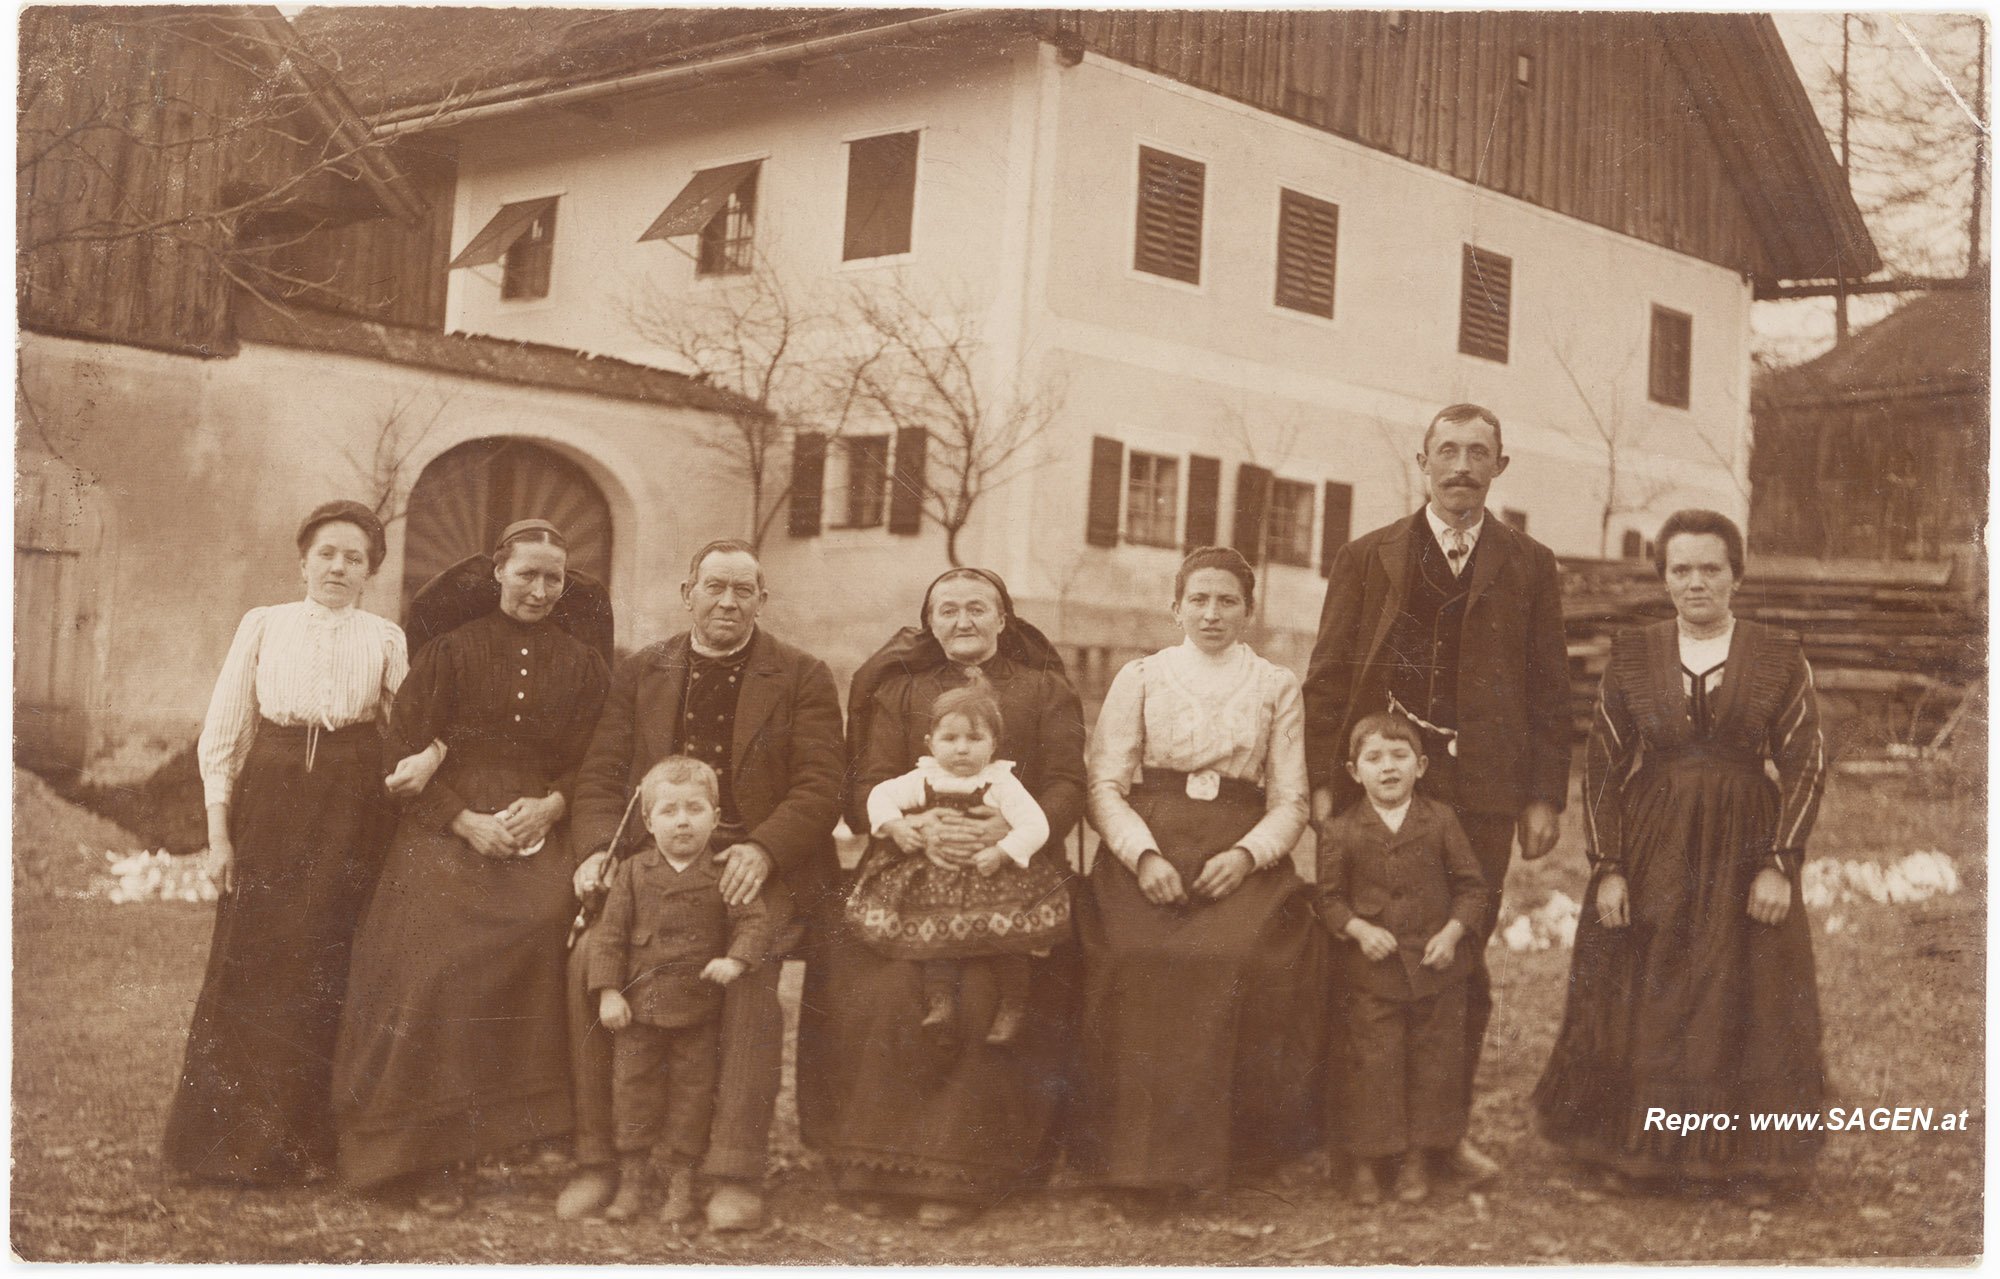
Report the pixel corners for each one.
[585,846,774,1028]
[1316,795,1489,1000]
[571,628,845,920]
[1303,508,1570,817]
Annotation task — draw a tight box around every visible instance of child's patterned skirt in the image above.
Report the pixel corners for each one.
[845,839,1072,959]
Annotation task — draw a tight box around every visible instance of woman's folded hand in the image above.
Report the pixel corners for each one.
[1746,866,1790,925]
[1191,847,1255,900]
[1135,851,1186,907]
[453,809,521,859]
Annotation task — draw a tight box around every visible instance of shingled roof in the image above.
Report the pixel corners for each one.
[236,297,762,417]
[292,7,939,117]
[1756,289,1990,407]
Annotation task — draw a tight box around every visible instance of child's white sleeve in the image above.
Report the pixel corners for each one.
[990,772,1051,867]
[866,770,927,836]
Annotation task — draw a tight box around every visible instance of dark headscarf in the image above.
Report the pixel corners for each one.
[843,568,1070,826]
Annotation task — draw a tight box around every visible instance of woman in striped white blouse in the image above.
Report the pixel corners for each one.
[163,500,415,1184]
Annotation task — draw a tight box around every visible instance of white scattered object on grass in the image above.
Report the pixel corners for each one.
[96,849,220,904]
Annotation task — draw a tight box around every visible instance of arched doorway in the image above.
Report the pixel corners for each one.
[402,437,614,619]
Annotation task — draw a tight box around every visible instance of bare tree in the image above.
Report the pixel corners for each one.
[846,279,1062,568]
[1368,414,1425,515]
[620,260,875,551]
[1549,340,1677,557]
[18,9,429,311]
[345,391,451,528]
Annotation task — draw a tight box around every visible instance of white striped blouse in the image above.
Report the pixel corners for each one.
[197,600,410,806]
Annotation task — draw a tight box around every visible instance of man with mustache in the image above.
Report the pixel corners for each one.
[1303,403,1569,1183]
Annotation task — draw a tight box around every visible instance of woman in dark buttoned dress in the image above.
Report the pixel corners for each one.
[332,520,608,1212]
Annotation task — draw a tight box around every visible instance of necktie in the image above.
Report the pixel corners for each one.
[1445,528,1469,577]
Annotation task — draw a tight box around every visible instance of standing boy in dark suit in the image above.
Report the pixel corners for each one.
[1317,713,1489,1204]
[589,756,773,1224]
[1303,403,1569,1179]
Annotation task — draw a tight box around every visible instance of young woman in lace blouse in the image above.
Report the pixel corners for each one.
[164,501,410,1183]
[1075,546,1328,1208]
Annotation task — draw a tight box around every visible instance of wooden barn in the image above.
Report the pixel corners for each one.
[1749,289,1990,564]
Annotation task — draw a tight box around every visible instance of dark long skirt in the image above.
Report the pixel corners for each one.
[1533,752,1826,1180]
[1072,784,1327,1191]
[163,720,393,1183]
[331,759,577,1187]
[816,854,1079,1206]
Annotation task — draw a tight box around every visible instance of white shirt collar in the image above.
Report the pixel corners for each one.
[690,627,756,660]
[1425,504,1486,553]
[1372,797,1413,833]
[301,597,356,623]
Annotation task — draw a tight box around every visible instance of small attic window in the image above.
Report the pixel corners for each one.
[1515,54,1534,87]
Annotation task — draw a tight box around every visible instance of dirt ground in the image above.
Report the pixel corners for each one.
[10,771,1985,1263]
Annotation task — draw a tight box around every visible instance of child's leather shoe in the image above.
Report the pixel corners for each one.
[1394,1155,1429,1204]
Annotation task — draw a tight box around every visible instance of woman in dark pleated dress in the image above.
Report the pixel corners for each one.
[1074,547,1326,1207]
[1534,510,1829,1206]
[815,568,1086,1228]
[332,520,608,1213]
[164,501,408,1183]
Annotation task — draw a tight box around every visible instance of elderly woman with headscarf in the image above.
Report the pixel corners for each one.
[812,567,1086,1228]
[164,501,408,1184]
[332,519,609,1214]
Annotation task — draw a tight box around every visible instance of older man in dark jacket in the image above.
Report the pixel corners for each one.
[561,539,843,1230]
[1304,404,1569,1180]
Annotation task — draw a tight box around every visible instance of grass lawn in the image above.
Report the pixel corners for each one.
[11,773,1984,1263]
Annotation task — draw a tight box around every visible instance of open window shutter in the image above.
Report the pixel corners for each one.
[888,427,927,535]
[1320,481,1353,576]
[1086,436,1124,547]
[788,431,827,537]
[1185,454,1220,550]
[450,196,558,268]
[1231,463,1273,565]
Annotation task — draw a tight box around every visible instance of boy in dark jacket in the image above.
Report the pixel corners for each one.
[587,756,772,1224]
[1318,713,1490,1205]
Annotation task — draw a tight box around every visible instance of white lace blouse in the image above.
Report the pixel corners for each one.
[197,600,409,806]
[1086,640,1310,872]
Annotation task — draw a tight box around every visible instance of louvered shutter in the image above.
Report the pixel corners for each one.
[1086,436,1124,547]
[1231,463,1273,566]
[1134,147,1204,285]
[1320,481,1353,577]
[1458,245,1512,362]
[1185,454,1221,551]
[888,427,927,535]
[789,431,827,537]
[1649,305,1692,408]
[1274,190,1338,318]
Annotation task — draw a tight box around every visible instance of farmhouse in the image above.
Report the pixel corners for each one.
[293,8,1874,680]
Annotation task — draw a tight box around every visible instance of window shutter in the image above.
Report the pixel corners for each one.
[1134,147,1204,284]
[788,431,827,537]
[1649,305,1692,408]
[1320,481,1353,576]
[1185,454,1221,550]
[1231,463,1273,565]
[1458,245,1512,362]
[1086,436,1124,547]
[888,427,927,535]
[1274,190,1338,318]
[844,131,920,261]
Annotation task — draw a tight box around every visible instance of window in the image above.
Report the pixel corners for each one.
[829,434,890,528]
[1125,452,1180,548]
[1502,508,1528,531]
[639,161,760,276]
[1621,529,1646,559]
[1458,244,1512,362]
[1266,479,1315,567]
[1134,146,1204,284]
[449,196,559,301]
[844,131,919,261]
[1515,53,1534,87]
[1649,305,1692,408]
[1275,189,1338,318]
